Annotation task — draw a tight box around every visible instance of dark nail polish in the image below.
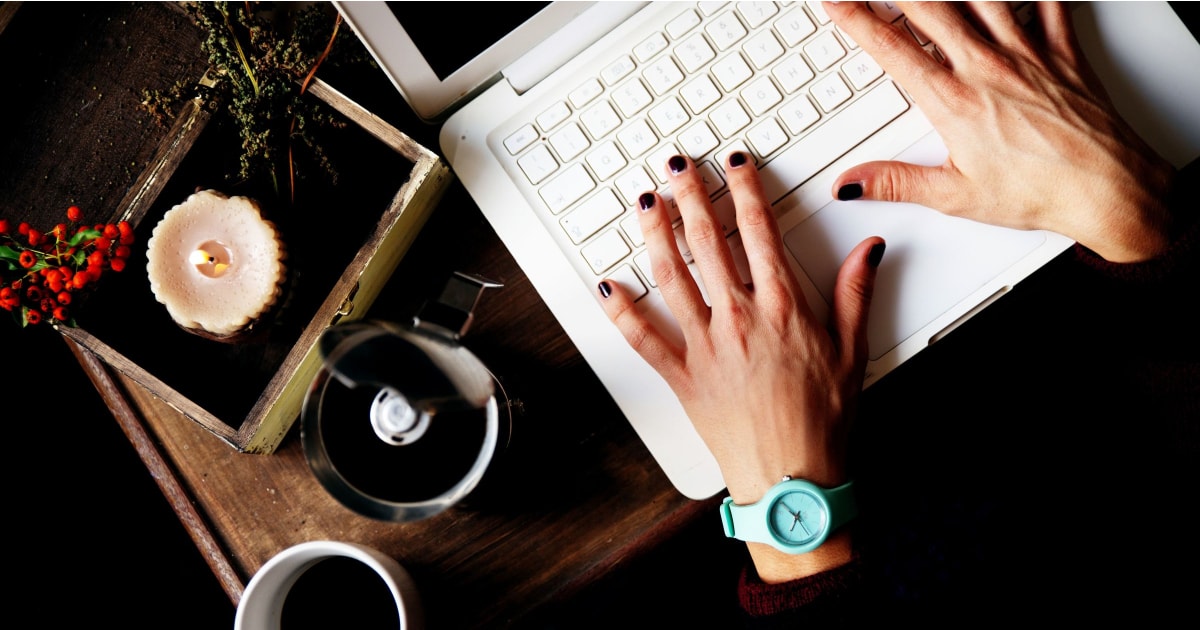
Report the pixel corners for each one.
[598,281,613,298]
[868,243,886,268]
[638,192,655,211]
[668,155,687,174]
[837,182,864,201]
[728,151,747,168]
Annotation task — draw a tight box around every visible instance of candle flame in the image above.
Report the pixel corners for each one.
[189,248,213,265]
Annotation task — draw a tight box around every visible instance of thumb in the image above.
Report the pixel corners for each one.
[833,160,967,213]
[829,237,886,368]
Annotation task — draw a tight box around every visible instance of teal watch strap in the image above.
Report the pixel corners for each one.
[720,477,856,554]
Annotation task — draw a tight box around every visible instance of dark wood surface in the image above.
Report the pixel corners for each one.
[1,2,743,628]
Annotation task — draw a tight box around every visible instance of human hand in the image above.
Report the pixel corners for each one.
[597,152,884,578]
[825,1,1176,263]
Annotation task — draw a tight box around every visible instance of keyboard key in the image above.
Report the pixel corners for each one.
[736,1,779,29]
[804,29,846,71]
[604,263,648,300]
[666,8,701,39]
[540,163,595,213]
[743,29,785,69]
[698,2,729,18]
[581,228,631,274]
[778,94,821,135]
[601,55,636,85]
[774,7,816,47]
[811,72,852,112]
[842,52,884,91]
[675,32,717,73]
[615,164,656,204]
[648,96,691,136]
[561,188,623,244]
[771,53,816,93]
[503,124,538,155]
[741,75,783,116]
[710,99,752,138]
[549,122,591,161]
[580,101,622,139]
[586,141,628,181]
[746,117,789,157]
[634,32,670,62]
[620,212,644,247]
[806,1,830,25]
[646,144,682,183]
[643,56,685,95]
[868,1,904,23]
[569,79,604,109]
[711,52,753,91]
[537,101,571,132]
[617,119,659,159]
[760,81,910,204]
[517,144,559,185]
[680,74,722,114]
[705,10,749,50]
[634,250,655,286]
[612,79,654,117]
[679,120,721,159]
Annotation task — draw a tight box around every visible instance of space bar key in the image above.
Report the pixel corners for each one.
[760,81,910,205]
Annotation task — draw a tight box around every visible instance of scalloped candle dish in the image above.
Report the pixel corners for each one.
[146,190,288,339]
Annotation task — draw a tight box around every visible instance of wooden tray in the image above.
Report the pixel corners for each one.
[1,2,452,453]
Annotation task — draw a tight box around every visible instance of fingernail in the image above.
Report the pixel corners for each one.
[638,192,655,211]
[837,182,864,201]
[868,242,886,268]
[728,151,747,168]
[598,281,613,298]
[668,155,687,174]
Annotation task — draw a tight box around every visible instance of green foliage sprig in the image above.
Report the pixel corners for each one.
[142,2,373,200]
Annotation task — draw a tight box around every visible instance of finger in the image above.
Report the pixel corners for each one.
[665,155,741,305]
[722,151,795,293]
[829,238,886,369]
[962,1,1030,52]
[824,2,953,115]
[832,160,973,216]
[896,1,991,64]
[1037,2,1106,96]
[596,278,684,382]
[636,190,710,330]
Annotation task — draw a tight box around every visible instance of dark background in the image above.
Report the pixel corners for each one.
[5,2,1199,628]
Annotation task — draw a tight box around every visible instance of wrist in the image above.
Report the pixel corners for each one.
[748,528,854,584]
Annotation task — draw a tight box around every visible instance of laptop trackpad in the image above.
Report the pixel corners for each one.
[783,200,1046,360]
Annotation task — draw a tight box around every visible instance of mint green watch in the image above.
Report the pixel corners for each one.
[720,477,856,554]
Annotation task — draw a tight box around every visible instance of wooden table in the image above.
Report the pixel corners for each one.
[1,2,737,626]
[65,176,730,628]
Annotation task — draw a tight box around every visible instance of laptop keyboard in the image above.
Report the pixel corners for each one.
[498,1,978,301]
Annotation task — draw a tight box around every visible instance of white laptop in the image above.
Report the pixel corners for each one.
[334,1,1200,500]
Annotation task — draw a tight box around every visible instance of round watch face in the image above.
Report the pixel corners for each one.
[768,489,828,546]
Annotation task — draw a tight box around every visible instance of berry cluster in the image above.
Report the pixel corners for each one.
[0,206,134,327]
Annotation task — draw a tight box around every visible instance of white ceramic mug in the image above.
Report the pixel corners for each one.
[234,541,422,630]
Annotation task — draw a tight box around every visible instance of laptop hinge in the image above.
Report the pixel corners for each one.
[503,2,649,94]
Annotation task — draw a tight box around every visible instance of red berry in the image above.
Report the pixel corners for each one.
[27,229,42,246]
[103,224,120,240]
[109,257,127,272]
[56,291,71,305]
[72,273,88,289]
[18,222,30,235]
[66,206,83,222]
[0,219,8,234]
[18,251,36,268]
[53,306,69,321]
[25,309,41,325]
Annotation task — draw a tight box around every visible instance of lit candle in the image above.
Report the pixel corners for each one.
[146,190,287,339]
